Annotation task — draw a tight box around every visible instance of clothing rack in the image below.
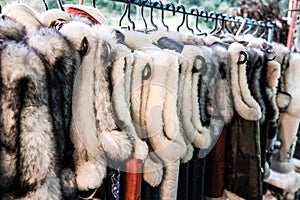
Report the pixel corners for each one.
[112,0,275,42]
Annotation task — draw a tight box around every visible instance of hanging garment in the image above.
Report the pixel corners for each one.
[0,27,62,200]
[59,21,133,197]
[24,26,82,199]
[271,53,300,173]
[225,115,262,200]
[205,127,228,198]
[123,30,188,200]
[153,35,211,150]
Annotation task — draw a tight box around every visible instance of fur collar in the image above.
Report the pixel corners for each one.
[3,3,42,34]
[228,42,261,120]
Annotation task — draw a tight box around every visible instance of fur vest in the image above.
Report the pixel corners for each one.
[59,22,133,194]
[0,30,61,200]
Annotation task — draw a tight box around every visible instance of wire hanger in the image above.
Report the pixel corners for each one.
[140,0,148,32]
[176,4,186,32]
[57,0,64,11]
[157,1,169,31]
[209,11,219,34]
[42,0,48,10]
[119,0,135,30]
[186,8,196,35]
[150,2,158,31]
[235,16,245,36]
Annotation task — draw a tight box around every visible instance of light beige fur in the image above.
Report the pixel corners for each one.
[179,45,211,149]
[228,42,261,120]
[60,21,133,191]
[3,3,42,34]
[39,9,71,27]
[111,43,148,160]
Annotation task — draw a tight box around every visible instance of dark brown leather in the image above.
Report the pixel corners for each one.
[205,126,228,198]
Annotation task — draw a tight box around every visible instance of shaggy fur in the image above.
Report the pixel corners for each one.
[3,3,42,34]
[246,47,267,124]
[59,22,133,192]
[228,42,261,120]
[0,40,61,199]
[0,15,26,42]
[24,27,81,199]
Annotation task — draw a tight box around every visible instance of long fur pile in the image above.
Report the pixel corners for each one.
[59,21,133,192]
[0,37,61,199]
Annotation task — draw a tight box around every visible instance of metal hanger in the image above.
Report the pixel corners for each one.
[140,0,148,32]
[176,4,186,32]
[150,2,158,31]
[119,0,135,30]
[186,8,196,35]
[209,11,219,34]
[157,1,169,31]
[242,18,254,38]
[57,0,64,11]
[92,0,96,8]
[42,0,48,10]
[198,9,208,36]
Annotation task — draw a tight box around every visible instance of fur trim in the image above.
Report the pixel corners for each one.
[0,15,26,41]
[0,40,60,198]
[60,22,132,191]
[124,31,186,160]
[39,9,71,27]
[149,29,190,44]
[201,35,222,46]
[111,43,148,160]
[179,45,211,149]
[3,3,42,34]
[63,4,107,25]
[130,50,152,139]
[228,42,261,120]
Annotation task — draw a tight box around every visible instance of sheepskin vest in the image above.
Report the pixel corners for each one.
[59,22,133,200]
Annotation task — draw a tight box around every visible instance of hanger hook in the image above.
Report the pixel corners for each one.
[57,0,64,11]
[127,0,135,30]
[186,9,195,35]
[158,1,169,31]
[140,0,148,32]
[242,18,253,38]
[235,16,245,36]
[190,8,199,34]
[42,0,49,10]
[209,11,219,34]
[259,21,267,38]
[165,2,175,16]
[150,2,158,31]
[176,4,186,32]
[92,0,96,8]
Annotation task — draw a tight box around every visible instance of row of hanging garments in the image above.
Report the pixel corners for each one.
[0,1,299,200]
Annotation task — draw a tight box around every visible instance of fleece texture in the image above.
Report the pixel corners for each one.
[228,42,261,120]
[59,22,133,192]
[110,42,148,160]
[124,31,187,199]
